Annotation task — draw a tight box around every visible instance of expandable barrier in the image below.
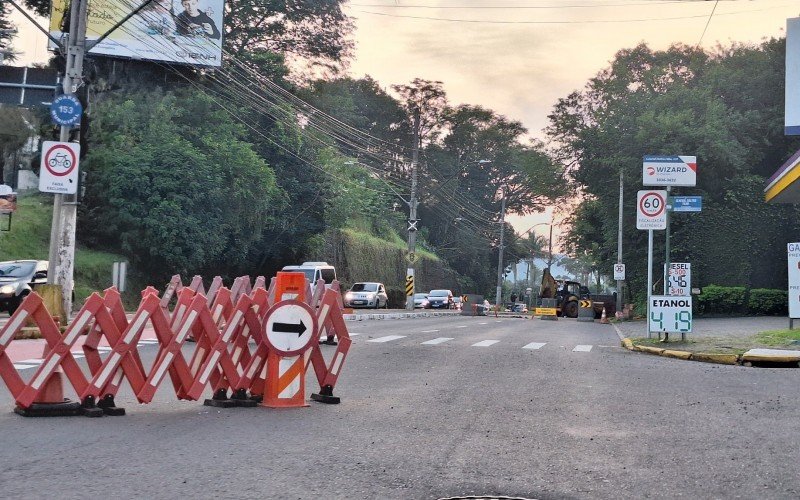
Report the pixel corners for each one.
[0,273,351,417]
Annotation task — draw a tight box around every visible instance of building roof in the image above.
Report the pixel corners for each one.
[765,148,800,203]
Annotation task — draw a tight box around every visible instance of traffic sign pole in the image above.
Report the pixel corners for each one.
[46,0,88,319]
[647,229,653,339]
[664,186,671,295]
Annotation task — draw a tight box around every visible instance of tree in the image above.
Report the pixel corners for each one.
[546,40,800,299]
[0,2,17,62]
[224,0,354,78]
[80,88,285,280]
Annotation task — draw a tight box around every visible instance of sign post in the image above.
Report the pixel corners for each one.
[637,190,667,339]
[262,299,318,408]
[788,243,800,329]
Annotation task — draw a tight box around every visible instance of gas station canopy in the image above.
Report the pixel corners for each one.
[765,148,800,203]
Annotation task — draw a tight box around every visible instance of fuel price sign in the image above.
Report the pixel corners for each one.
[649,295,692,333]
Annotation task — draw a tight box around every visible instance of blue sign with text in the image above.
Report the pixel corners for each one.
[670,196,702,212]
[50,94,82,127]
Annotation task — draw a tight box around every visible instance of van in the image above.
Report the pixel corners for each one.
[281,261,337,293]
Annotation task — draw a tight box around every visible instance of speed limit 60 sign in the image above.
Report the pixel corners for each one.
[39,141,80,194]
[637,190,667,230]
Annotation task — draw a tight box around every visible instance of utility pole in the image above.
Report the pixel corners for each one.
[405,111,420,310]
[494,189,506,306]
[616,169,624,313]
[46,0,89,317]
[547,221,553,270]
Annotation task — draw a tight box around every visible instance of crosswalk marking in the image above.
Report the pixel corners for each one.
[368,335,406,343]
[573,345,593,352]
[420,330,439,333]
[421,337,454,345]
[18,359,43,365]
[523,342,547,350]
[14,363,38,370]
[478,322,488,325]
[348,332,362,336]
[456,325,467,329]
[472,340,500,347]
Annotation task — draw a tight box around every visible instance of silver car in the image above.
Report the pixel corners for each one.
[345,282,388,309]
[0,260,48,315]
[413,293,429,309]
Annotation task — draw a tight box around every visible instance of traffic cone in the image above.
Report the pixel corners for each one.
[600,306,610,324]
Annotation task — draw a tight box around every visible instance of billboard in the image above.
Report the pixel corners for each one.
[642,155,697,187]
[48,0,223,67]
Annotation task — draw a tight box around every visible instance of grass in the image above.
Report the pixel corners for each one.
[629,328,800,355]
[0,192,127,306]
[754,328,800,346]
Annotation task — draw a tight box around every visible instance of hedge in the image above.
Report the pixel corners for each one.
[695,285,788,316]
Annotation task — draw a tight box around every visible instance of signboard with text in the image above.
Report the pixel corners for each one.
[667,263,691,296]
[670,196,702,212]
[637,190,667,230]
[613,263,625,281]
[39,141,79,194]
[643,155,697,187]
[649,296,692,333]
[788,243,800,318]
[48,0,224,67]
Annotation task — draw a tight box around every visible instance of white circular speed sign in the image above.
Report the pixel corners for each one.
[638,192,665,218]
[636,190,668,230]
[263,300,318,356]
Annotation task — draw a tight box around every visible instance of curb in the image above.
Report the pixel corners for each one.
[619,337,798,367]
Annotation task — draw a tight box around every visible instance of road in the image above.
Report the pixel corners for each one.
[1,315,799,499]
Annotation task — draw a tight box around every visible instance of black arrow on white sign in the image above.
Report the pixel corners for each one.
[274,320,307,337]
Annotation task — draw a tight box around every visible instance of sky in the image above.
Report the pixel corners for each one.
[8,0,800,248]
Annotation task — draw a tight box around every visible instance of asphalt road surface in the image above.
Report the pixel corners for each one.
[1,315,799,499]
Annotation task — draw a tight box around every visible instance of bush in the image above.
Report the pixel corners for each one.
[696,285,747,315]
[748,289,788,316]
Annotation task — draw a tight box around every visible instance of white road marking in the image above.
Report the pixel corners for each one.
[523,342,547,350]
[478,322,488,325]
[14,363,38,370]
[368,335,406,343]
[573,345,593,352]
[138,339,159,344]
[348,332,362,336]
[420,330,439,333]
[456,325,467,329]
[421,337,454,345]
[472,340,500,347]
[18,359,43,365]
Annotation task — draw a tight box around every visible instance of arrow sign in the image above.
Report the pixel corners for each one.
[273,320,307,337]
[264,300,318,356]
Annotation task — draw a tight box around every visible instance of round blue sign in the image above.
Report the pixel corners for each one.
[50,94,83,127]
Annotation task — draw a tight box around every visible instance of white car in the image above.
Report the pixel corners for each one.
[345,282,388,309]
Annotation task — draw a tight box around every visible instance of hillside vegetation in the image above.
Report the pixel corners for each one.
[0,193,128,304]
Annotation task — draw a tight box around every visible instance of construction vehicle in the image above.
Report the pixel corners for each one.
[538,268,616,318]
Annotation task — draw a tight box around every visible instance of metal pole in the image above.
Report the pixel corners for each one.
[405,112,420,311]
[647,229,653,339]
[547,221,553,270]
[494,189,506,306]
[47,0,88,317]
[664,185,671,295]
[616,169,623,312]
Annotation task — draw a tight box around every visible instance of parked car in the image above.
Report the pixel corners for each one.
[0,260,48,315]
[427,289,454,309]
[344,282,388,309]
[452,296,463,311]
[413,293,429,309]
